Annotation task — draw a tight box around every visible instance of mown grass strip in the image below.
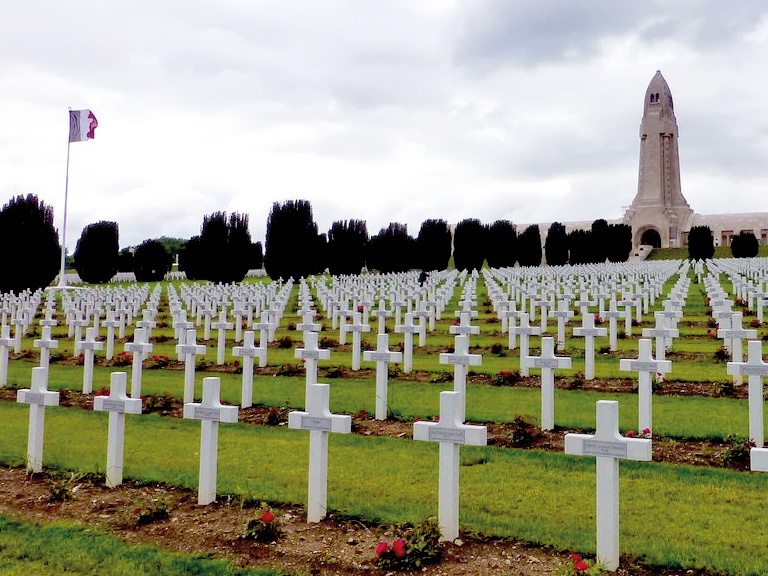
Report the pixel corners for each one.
[1,402,767,575]
[0,515,283,576]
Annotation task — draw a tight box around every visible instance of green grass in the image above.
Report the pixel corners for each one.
[1,402,768,575]
[0,515,283,575]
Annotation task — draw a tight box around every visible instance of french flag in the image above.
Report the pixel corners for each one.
[69,109,98,142]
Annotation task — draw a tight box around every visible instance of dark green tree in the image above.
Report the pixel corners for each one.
[687,226,715,261]
[568,229,592,264]
[250,241,264,270]
[195,211,253,283]
[517,225,542,267]
[591,219,610,263]
[327,219,368,275]
[264,200,320,280]
[179,236,202,280]
[133,239,172,281]
[544,222,568,266]
[606,224,633,262]
[731,231,758,258]
[367,223,414,273]
[0,194,60,293]
[486,220,518,268]
[116,248,134,273]
[416,219,452,271]
[453,219,487,271]
[73,221,119,284]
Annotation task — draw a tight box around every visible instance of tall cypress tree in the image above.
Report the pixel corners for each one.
[544,222,568,266]
[367,223,414,273]
[453,219,487,271]
[327,219,368,275]
[517,224,542,267]
[133,239,172,281]
[416,219,452,271]
[264,200,320,280]
[73,221,119,284]
[606,224,633,262]
[0,194,60,293]
[688,226,715,261]
[591,219,609,263]
[486,220,517,268]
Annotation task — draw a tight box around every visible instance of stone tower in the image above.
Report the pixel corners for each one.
[623,71,693,248]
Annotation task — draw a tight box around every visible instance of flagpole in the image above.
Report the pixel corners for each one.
[58,121,72,287]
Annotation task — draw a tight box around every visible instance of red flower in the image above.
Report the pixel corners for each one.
[261,510,275,524]
[642,428,651,435]
[570,553,582,562]
[626,430,635,437]
[392,538,406,557]
[574,560,589,572]
[375,541,389,556]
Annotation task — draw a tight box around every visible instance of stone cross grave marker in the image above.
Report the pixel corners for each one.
[288,383,351,522]
[439,334,482,422]
[232,330,267,408]
[70,313,90,356]
[413,302,429,347]
[449,310,479,341]
[525,336,572,430]
[102,310,122,360]
[728,340,768,447]
[93,371,142,487]
[550,300,574,352]
[572,313,607,380]
[603,299,622,352]
[17,367,59,473]
[80,326,104,394]
[296,331,332,408]
[177,328,207,403]
[515,312,541,377]
[347,311,371,371]
[0,324,13,387]
[124,328,153,399]
[297,309,321,333]
[211,309,234,365]
[371,299,391,334]
[641,312,679,366]
[619,338,671,432]
[565,400,652,571]
[413,391,487,542]
[394,312,418,373]
[183,377,238,505]
[363,333,403,420]
[718,312,758,385]
[33,323,58,371]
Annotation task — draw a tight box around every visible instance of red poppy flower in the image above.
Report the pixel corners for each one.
[642,428,651,435]
[570,553,582,562]
[261,510,275,524]
[392,539,406,557]
[574,560,589,572]
[626,430,635,437]
[375,541,389,556]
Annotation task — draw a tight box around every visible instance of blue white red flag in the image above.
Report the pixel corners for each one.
[69,109,98,142]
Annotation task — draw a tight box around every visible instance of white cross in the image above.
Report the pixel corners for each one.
[449,310,480,342]
[183,377,238,505]
[439,334,482,422]
[297,309,321,333]
[413,391,487,542]
[70,314,90,356]
[550,300,574,352]
[177,328,207,403]
[516,312,541,377]
[17,367,60,473]
[93,371,142,487]
[525,337,572,430]
[124,328,154,398]
[619,338,671,432]
[363,333,403,420]
[296,331,332,408]
[718,312,758,385]
[413,302,429,347]
[79,326,104,394]
[347,311,371,371]
[394,312,418,373]
[370,299,391,334]
[233,330,267,408]
[572,313,607,380]
[565,400,652,571]
[641,312,679,365]
[603,299,622,352]
[288,383,351,522]
[102,310,123,360]
[33,324,58,371]
[728,340,768,448]
[252,311,271,364]
[336,308,353,345]
[0,324,13,387]
[211,309,234,365]
[500,302,521,349]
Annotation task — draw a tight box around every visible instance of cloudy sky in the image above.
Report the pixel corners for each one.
[2,1,768,252]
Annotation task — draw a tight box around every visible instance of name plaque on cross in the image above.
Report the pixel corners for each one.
[441,355,473,366]
[428,427,466,443]
[20,392,45,404]
[367,351,395,362]
[195,406,225,421]
[582,440,628,459]
[103,399,127,412]
[739,365,768,377]
[298,415,333,432]
[300,350,324,360]
[629,361,659,372]
[534,358,561,369]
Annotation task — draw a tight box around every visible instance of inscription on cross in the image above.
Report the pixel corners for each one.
[439,334,482,422]
[17,367,60,473]
[363,333,402,420]
[620,338,671,432]
[728,340,768,448]
[177,328,207,403]
[525,337,571,430]
[233,330,267,408]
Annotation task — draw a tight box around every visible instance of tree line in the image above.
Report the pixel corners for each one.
[4,195,747,293]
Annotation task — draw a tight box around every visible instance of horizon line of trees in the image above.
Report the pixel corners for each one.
[5,195,762,292]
